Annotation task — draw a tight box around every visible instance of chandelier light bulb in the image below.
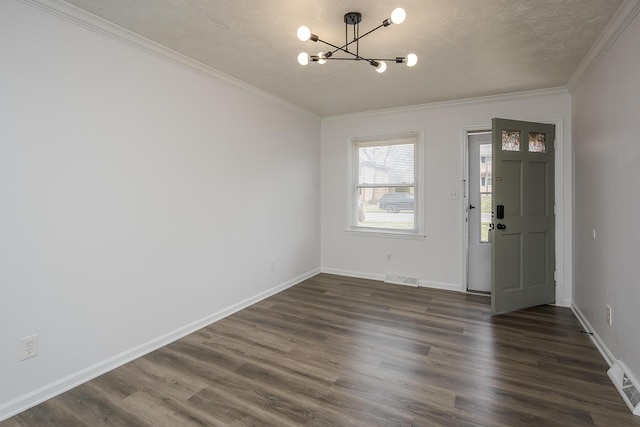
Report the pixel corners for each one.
[390,8,406,25]
[317,52,327,65]
[297,26,311,41]
[406,53,418,67]
[376,61,387,73]
[297,52,309,65]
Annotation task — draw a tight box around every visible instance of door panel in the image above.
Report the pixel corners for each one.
[527,232,547,285]
[491,118,555,313]
[502,161,522,216]
[499,234,522,291]
[528,162,548,215]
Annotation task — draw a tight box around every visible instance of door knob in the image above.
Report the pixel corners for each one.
[469,204,476,210]
[496,223,506,230]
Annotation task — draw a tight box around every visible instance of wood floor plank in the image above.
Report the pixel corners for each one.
[51,383,147,426]
[3,273,639,426]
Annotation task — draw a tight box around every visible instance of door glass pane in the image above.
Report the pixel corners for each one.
[529,132,546,153]
[479,143,492,243]
[480,193,492,242]
[502,130,521,151]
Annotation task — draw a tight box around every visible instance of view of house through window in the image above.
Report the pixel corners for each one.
[352,134,418,231]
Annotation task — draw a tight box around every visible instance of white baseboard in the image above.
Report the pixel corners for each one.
[558,298,572,308]
[419,279,463,292]
[571,302,615,367]
[321,267,385,282]
[0,268,320,422]
[320,267,462,292]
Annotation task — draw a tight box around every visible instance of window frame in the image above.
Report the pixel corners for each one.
[347,131,425,239]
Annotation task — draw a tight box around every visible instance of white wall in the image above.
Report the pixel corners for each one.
[0,0,320,418]
[572,9,640,379]
[321,91,572,302]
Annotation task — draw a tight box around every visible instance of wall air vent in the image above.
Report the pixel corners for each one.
[608,360,640,416]
[384,274,419,287]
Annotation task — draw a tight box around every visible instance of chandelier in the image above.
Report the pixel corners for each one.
[296,8,418,73]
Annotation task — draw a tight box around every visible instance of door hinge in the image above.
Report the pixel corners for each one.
[554,204,557,215]
[554,271,557,281]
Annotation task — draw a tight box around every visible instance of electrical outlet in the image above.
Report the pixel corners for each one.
[20,334,38,361]
[606,305,613,326]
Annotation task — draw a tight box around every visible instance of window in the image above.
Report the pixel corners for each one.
[349,132,423,236]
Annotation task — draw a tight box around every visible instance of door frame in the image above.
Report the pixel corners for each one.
[465,130,492,293]
[461,119,570,306]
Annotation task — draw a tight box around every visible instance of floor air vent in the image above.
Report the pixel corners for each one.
[608,360,640,416]
[384,274,419,287]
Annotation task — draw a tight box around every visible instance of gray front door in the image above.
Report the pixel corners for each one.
[491,118,555,313]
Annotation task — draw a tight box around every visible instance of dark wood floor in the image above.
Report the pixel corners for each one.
[3,274,638,426]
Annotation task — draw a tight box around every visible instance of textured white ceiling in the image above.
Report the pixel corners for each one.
[62,0,623,116]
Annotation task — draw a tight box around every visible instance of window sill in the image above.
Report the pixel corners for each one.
[345,228,426,240]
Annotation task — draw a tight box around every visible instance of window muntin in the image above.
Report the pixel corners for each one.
[351,134,421,234]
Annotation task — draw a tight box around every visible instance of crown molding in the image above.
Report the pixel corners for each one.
[567,0,640,93]
[17,0,320,120]
[322,87,569,122]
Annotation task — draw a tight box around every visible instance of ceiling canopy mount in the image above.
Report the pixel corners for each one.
[344,12,362,25]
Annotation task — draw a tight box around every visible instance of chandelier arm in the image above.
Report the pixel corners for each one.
[351,23,385,43]
[316,38,363,60]
[316,38,402,65]
[316,23,386,57]
[327,58,403,62]
[325,58,376,66]
[335,23,385,55]
[318,38,359,56]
